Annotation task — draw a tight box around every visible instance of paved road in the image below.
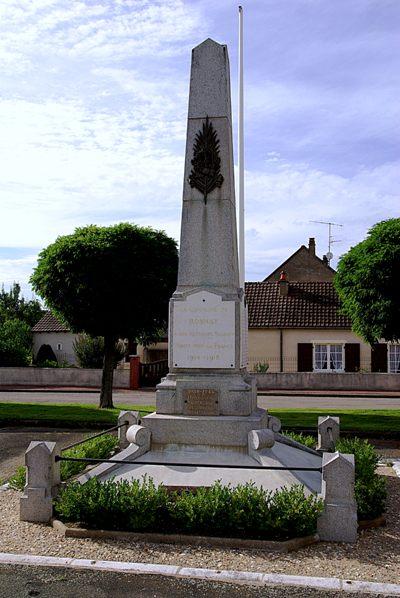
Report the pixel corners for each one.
[0,565,381,598]
[1,390,400,409]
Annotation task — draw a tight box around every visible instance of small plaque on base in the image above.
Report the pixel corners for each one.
[183,389,219,416]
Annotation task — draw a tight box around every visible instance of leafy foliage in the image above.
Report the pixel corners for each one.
[55,478,323,540]
[73,335,125,369]
[9,433,118,491]
[0,283,43,328]
[0,319,32,366]
[30,223,178,407]
[336,437,387,520]
[335,219,400,344]
[253,361,269,373]
[283,430,316,449]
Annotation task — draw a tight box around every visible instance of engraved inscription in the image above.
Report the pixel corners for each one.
[183,388,219,416]
[172,291,235,369]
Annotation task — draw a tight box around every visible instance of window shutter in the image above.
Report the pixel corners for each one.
[371,344,387,372]
[345,343,360,372]
[298,343,313,372]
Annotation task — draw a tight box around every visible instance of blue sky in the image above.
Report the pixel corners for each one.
[1,0,399,296]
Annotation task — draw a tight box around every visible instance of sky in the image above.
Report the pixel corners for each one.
[1,0,399,297]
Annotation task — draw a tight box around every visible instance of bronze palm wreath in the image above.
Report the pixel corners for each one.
[188,116,224,204]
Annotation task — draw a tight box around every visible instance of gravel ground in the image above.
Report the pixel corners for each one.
[0,467,399,585]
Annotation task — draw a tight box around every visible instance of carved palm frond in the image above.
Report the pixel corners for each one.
[188,116,224,204]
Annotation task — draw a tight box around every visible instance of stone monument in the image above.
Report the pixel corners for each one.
[94,38,322,493]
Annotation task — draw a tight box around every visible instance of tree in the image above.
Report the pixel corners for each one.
[0,319,32,366]
[31,223,178,408]
[0,283,43,327]
[335,219,400,344]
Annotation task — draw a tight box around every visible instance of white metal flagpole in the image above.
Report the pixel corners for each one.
[238,5,245,289]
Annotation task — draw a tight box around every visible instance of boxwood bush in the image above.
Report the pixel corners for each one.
[9,433,118,491]
[54,477,323,541]
[336,437,387,520]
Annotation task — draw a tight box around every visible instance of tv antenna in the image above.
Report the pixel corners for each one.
[310,221,343,265]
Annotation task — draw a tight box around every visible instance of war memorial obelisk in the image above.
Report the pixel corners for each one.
[147,38,266,442]
[98,39,322,491]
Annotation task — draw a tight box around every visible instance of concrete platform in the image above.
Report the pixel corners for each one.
[96,439,322,494]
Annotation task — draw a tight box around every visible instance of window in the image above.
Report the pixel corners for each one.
[313,343,344,372]
[57,343,63,351]
[388,344,400,373]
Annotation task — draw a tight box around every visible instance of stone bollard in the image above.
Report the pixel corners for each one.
[126,424,151,450]
[317,415,340,452]
[317,452,358,543]
[20,441,60,523]
[118,410,139,449]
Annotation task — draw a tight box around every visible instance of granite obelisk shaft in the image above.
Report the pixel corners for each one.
[177,38,239,294]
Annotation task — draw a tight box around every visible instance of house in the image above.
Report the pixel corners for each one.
[32,312,79,365]
[246,238,399,374]
[263,237,335,282]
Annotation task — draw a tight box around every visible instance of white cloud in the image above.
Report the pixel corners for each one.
[244,158,400,280]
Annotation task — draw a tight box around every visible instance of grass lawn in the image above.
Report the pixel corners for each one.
[1,402,400,435]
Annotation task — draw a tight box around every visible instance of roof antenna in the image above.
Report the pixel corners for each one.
[310,221,343,266]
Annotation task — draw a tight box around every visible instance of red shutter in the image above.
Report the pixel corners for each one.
[298,343,313,372]
[371,344,388,372]
[345,344,360,372]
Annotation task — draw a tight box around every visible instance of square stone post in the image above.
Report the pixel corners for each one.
[20,441,60,523]
[317,452,358,542]
[118,410,139,449]
[317,415,340,452]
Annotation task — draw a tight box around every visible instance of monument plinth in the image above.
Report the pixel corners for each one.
[93,38,322,493]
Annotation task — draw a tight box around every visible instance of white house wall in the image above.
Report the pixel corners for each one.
[33,332,79,366]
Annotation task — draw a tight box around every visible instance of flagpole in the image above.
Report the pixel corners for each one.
[238,5,245,290]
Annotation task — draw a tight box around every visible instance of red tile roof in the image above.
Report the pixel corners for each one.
[245,281,351,329]
[32,311,70,333]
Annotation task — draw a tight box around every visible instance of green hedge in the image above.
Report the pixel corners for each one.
[55,477,323,541]
[9,433,118,491]
[336,437,387,520]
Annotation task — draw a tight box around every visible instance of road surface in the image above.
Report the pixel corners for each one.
[0,389,400,410]
[0,565,379,598]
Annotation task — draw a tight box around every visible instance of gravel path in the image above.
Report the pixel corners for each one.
[0,468,399,585]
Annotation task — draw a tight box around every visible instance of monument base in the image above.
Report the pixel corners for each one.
[156,371,257,416]
[141,408,268,447]
[93,432,322,494]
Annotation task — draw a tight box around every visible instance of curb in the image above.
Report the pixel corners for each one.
[0,552,400,595]
[52,520,318,553]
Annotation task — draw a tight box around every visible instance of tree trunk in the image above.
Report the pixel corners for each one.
[99,335,116,409]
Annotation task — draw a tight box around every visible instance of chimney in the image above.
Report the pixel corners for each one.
[278,271,289,297]
[322,255,328,265]
[309,237,316,256]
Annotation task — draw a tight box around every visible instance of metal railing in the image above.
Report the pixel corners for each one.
[55,455,321,473]
[61,424,126,452]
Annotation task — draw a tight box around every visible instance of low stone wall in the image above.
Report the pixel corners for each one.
[254,372,400,392]
[0,367,130,389]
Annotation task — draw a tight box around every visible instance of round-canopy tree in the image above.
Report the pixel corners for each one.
[31,223,178,408]
[335,218,400,345]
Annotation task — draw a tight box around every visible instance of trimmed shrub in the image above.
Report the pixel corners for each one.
[8,433,118,491]
[283,430,316,449]
[36,344,57,366]
[336,437,387,520]
[73,334,125,369]
[54,478,323,541]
